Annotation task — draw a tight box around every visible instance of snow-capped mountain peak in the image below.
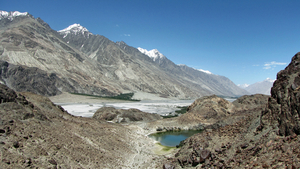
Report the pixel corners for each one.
[0,10,29,21]
[137,47,165,61]
[198,69,212,74]
[58,23,92,38]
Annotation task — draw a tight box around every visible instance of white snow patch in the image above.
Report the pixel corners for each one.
[58,23,92,37]
[0,10,28,20]
[137,47,165,61]
[198,69,212,74]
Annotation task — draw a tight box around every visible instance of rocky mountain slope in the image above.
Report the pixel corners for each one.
[239,78,274,95]
[0,11,247,99]
[0,60,76,96]
[138,47,248,97]
[0,84,162,168]
[161,52,300,168]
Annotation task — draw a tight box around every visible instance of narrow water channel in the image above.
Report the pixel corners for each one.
[148,130,202,147]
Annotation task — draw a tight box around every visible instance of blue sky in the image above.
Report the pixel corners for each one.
[2,0,300,85]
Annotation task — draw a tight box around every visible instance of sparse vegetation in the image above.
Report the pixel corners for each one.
[217,95,240,100]
[161,106,188,118]
[162,114,178,119]
[156,143,177,151]
[175,106,188,114]
[176,140,184,148]
[70,92,140,101]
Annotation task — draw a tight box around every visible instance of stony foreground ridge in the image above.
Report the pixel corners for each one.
[0,84,164,168]
[0,10,247,99]
[162,52,300,168]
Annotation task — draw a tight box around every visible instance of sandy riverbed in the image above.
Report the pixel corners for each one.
[49,92,133,104]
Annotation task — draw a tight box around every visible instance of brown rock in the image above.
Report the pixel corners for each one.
[199,150,211,163]
[262,163,269,168]
[215,148,222,154]
[240,143,249,149]
[13,141,20,148]
[236,149,241,154]
[266,140,273,147]
[48,158,57,165]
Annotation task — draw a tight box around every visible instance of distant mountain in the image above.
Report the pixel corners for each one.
[0,10,248,99]
[239,78,274,95]
[238,83,250,89]
[137,48,249,97]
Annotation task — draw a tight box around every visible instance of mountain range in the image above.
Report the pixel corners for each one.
[0,10,248,99]
[238,78,274,95]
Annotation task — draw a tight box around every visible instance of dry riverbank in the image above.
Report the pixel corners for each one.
[49,92,134,104]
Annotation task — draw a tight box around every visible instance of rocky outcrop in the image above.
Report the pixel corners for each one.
[0,61,75,96]
[0,82,17,103]
[0,84,162,168]
[144,94,269,133]
[232,94,269,111]
[93,107,162,123]
[163,114,300,168]
[162,53,300,168]
[261,52,300,136]
[189,95,235,117]
[177,94,269,126]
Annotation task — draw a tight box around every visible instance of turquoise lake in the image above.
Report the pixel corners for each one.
[148,130,202,147]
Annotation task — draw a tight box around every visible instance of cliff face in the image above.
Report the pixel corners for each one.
[261,52,300,136]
